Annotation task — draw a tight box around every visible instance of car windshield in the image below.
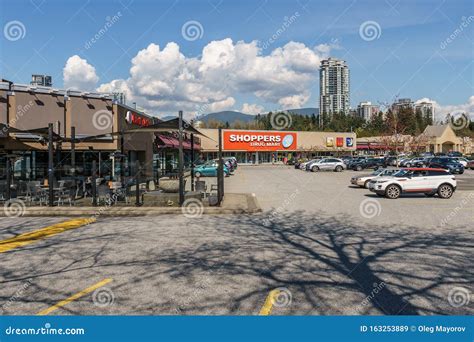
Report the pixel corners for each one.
[393,169,412,177]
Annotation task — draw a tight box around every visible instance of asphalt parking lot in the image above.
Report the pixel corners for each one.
[0,165,472,316]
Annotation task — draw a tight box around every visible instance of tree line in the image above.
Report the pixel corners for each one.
[197,107,473,138]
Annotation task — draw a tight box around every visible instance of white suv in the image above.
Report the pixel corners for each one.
[309,158,345,172]
[369,168,457,199]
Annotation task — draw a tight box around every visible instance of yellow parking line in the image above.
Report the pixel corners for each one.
[259,289,280,315]
[37,278,112,315]
[0,218,95,254]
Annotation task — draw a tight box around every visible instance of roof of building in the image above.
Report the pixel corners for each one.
[423,124,450,137]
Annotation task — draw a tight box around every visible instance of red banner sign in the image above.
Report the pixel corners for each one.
[126,111,152,127]
[223,131,297,151]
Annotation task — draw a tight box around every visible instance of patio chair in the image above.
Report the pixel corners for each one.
[195,180,207,198]
[208,184,219,206]
[96,184,112,205]
[0,181,7,203]
[114,186,130,205]
[15,181,29,201]
[27,182,46,206]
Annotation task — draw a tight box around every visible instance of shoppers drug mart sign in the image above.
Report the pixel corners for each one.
[223,130,297,151]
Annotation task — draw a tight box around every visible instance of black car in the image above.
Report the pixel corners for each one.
[428,160,464,174]
[350,158,385,171]
[447,151,463,158]
[384,156,398,166]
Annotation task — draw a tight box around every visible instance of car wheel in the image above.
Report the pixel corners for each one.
[459,170,464,174]
[364,180,370,188]
[356,165,362,171]
[385,184,401,199]
[437,184,454,199]
[335,165,342,172]
[405,163,411,167]
[195,171,202,177]
[312,166,319,172]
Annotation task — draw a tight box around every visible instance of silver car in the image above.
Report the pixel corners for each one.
[309,158,345,172]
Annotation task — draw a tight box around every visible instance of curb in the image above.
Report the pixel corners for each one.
[1,193,262,217]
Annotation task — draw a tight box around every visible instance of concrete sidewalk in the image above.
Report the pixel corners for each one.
[1,193,261,217]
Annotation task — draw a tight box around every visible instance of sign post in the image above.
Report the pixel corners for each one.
[217,128,224,206]
[178,111,185,206]
[48,123,54,207]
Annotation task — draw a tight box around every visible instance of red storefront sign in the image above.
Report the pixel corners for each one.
[126,111,152,127]
[223,131,297,151]
[336,137,344,147]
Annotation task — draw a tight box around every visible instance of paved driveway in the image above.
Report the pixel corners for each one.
[0,166,472,315]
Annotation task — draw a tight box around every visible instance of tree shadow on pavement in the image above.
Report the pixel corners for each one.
[147,211,473,315]
[0,212,472,316]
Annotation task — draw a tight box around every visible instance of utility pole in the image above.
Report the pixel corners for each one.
[178,110,185,205]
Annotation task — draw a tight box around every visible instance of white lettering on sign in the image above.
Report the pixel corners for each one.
[229,134,282,143]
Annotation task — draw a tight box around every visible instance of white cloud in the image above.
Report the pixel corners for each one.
[63,55,99,91]
[90,38,330,116]
[415,96,474,122]
[241,103,265,115]
[208,97,236,112]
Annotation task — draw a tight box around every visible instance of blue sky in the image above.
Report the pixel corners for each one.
[1,0,473,118]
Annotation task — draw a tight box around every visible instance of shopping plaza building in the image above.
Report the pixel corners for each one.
[0,82,358,183]
[0,82,200,182]
[198,129,357,163]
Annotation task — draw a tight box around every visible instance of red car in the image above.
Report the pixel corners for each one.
[467,159,474,170]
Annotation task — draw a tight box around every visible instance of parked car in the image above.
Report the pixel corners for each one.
[420,152,434,158]
[452,157,469,167]
[368,168,457,199]
[302,159,320,170]
[426,157,464,174]
[350,168,399,188]
[402,157,427,168]
[309,158,345,172]
[467,159,474,170]
[447,151,463,157]
[349,158,385,171]
[341,156,356,165]
[384,156,398,166]
[223,157,238,170]
[194,161,229,177]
